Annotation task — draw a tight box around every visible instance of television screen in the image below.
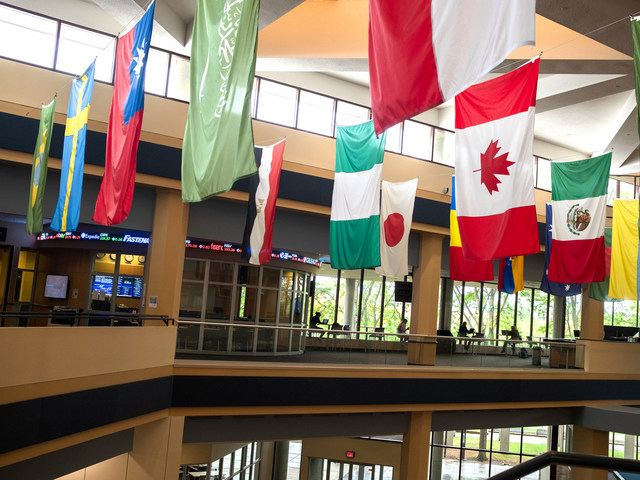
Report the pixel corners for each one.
[117,276,142,298]
[44,274,69,299]
[92,275,113,295]
[394,281,413,303]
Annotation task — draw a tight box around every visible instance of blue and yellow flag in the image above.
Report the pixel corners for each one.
[50,61,95,232]
[26,97,57,235]
[499,256,524,294]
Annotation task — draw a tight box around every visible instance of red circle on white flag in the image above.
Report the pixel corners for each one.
[384,213,404,247]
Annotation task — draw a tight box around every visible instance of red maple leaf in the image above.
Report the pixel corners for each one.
[474,139,514,194]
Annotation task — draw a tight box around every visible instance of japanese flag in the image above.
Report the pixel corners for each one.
[376,178,418,277]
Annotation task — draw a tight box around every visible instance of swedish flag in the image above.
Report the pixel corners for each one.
[50,61,95,232]
[26,97,57,235]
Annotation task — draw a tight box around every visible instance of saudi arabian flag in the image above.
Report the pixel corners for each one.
[181,0,259,202]
[26,97,57,235]
[548,152,611,284]
[633,17,640,143]
[330,121,386,270]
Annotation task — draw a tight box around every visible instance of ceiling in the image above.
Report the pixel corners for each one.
[6,0,640,176]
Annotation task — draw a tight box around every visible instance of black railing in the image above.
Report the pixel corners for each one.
[0,310,173,327]
[488,451,640,479]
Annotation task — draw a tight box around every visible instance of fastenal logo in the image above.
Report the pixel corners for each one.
[566,204,591,235]
[123,234,150,244]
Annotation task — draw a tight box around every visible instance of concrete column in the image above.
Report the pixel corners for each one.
[552,296,564,339]
[580,287,604,341]
[344,278,356,330]
[430,431,445,480]
[571,425,608,480]
[125,416,184,480]
[307,457,324,480]
[258,442,275,480]
[273,441,290,480]
[142,188,189,324]
[400,411,432,480]
[624,434,636,459]
[440,278,454,331]
[409,232,444,365]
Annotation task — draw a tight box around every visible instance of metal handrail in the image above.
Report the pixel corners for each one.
[488,451,640,479]
[0,310,173,326]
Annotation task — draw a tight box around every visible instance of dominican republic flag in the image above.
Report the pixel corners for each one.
[241,140,286,265]
[330,121,386,270]
[375,178,417,278]
[92,2,155,226]
[540,203,581,296]
[548,153,611,284]
[455,58,541,261]
[449,175,493,282]
[51,62,95,232]
[368,0,535,135]
[498,256,524,294]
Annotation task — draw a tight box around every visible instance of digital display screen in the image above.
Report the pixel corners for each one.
[44,274,69,299]
[117,276,142,298]
[92,275,113,295]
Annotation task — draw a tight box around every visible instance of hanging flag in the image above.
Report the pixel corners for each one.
[241,140,286,265]
[589,228,616,301]
[498,256,524,294]
[330,121,385,270]
[375,178,418,278]
[609,200,639,301]
[92,2,155,226]
[181,0,259,202]
[540,203,581,296]
[26,98,57,235]
[368,0,535,135]
[455,58,541,261]
[50,62,95,232]
[449,175,494,282]
[632,17,640,143]
[548,153,611,284]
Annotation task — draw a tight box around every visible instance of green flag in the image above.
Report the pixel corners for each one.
[181,0,259,202]
[589,227,617,301]
[26,97,57,235]
[330,121,386,270]
[633,17,640,143]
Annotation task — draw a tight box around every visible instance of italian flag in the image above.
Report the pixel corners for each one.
[548,153,611,284]
[330,121,386,270]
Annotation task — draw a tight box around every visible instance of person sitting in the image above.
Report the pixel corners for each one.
[458,321,474,351]
[309,311,325,337]
[502,325,520,354]
[397,318,409,341]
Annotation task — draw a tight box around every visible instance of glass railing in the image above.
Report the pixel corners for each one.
[175,320,585,369]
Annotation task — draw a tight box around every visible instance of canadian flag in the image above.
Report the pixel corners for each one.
[454,58,541,261]
[376,178,418,278]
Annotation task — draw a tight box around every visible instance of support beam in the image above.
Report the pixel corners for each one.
[400,411,432,480]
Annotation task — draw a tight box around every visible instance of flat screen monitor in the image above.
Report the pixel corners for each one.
[43,274,69,299]
[92,275,113,295]
[117,276,142,298]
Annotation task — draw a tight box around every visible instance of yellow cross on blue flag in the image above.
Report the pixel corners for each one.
[51,61,95,232]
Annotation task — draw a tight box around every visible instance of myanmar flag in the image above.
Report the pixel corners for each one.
[548,153,611,284]
[330,121,385,270]
[589,227,615,301]
[609,200,639,301]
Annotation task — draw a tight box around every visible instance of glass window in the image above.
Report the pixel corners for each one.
[451,281,463,333]
[482,284,499,339]
[167,54,190,101]
[144,48,169,95]
[607,179,618,206]
[235,286,257,320]
[461,282,481,335]
[256,80,297,126]
[619,180,635,200]
[433,128,455,166]
[209,262,234,283]
[532,290,549,338]
[280,270,295,290]
[536,157,552,191]
[516,289,532,339]
[402,120,433,160]
[335,101,370,133]
[565,294,581,337]
[56,24,114,82]
[259,289,278,323]
[183,259,205,281]
[180,283,203,318]
[238,265,259,285]
[0,6,58,68]
[205,285,232,320]
[498,292,516,336]
[384,123,402,153]
[262,268,280,288]
[297,90,334,136]
[613,300,638,327]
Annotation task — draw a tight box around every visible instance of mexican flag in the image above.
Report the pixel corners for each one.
[330,121,386,270]
[548,153,611,283]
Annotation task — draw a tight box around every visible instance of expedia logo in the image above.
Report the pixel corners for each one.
[123,234,150,244]
[566,204,591,235]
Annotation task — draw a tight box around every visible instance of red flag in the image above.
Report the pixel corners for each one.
[368,0,535,135]
[92,3,155,226]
